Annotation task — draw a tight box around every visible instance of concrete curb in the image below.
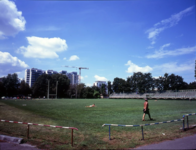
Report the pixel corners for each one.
[0,134,23,144]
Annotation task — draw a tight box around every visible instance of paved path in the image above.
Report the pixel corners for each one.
[1,134,196,149]
[135,134,196,149]
[0,140,39,150]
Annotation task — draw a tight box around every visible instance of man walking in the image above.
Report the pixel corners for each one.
[142,99,153,121]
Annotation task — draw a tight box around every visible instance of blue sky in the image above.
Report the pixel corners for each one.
[0,0,195,86]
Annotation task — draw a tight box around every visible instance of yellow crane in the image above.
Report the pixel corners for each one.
[64,66,89,84]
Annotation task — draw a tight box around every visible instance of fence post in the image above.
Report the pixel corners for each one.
[27,125,29,139]
[141,126,144,140]
[186,116,189,129]
[71,129,73,147]
[183,115,185,131]
[109,125,111,140]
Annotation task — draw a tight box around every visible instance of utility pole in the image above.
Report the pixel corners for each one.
[47,80,50,99]
[56,81,58,99]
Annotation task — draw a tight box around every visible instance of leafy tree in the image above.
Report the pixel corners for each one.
[82,87,94,98]
[112,72,191,94]
[143,73,153,92]
[18,80,32,96]
[135,72,146,93]
[153,77,164,92]
[113,77,126,93]
[107,81,113,95]
[2,73,20,96]
[127,76,137,92]
[51,74,70,98]
[182,82,188,89]
[76,83,86,98]
[67,84,77,98]
[127,72,153,93]
[32,74,50,98]
[163,73,169,90]
[32,74,70,98]
[100,84,107,96]
[93,90,100,98]
[167,74,185,91]
[91,85,100,98]
[0,82,6,97]
[188,81,196,89]
[91,85,100,92]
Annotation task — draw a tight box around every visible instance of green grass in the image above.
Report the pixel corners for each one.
[0,99,196,149]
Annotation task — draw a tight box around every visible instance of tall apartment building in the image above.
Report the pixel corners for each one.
[94,81,108,94]
[59,70,67,75]
[25,68,44,87]
[25,68,78,87]
[195,60,196,81]
[66,72,78,85]
[45,70,58,75]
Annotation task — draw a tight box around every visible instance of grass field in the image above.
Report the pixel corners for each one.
[0,98,196,149]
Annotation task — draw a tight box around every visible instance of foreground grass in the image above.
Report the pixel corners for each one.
[0,99,196,149]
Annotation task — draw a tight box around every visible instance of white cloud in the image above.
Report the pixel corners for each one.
[81,75,88,80]
[146,45,196,59]
[63,57,66,60]
[153,76,160,79]
[94,75,107,81]
[125,60,153,73]
[160,43,171,51]
[17,36,68,59]
[153,62,194,73]
[146,6,194,45]
[86,83,92,87]
[69,55,79,61]
[147,46,154,49]
[0,51,28,76]
[0,0,26,39]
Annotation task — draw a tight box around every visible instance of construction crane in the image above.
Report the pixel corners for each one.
[63,66,89,84]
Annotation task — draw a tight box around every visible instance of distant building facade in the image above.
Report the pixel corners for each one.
[94,81,108,94]
[25,68,78,87]
[195,60,196,81]
[66,72,78,85]
[25,68,44,87]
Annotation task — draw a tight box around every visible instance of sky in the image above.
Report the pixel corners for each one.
[0,0,195,86]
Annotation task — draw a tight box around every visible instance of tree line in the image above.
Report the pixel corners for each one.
[0,72,195,98]
[0,73,107,98]
[109,72,196,94]
[0,73,31,98]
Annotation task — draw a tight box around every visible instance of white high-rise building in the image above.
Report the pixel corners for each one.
[25,68,44,87]
[66,72,79,85]
[94,81,108,94]
[195,60,196,81]
[59,70,67,75]
[45,70,58,75]
[25,68,78,87]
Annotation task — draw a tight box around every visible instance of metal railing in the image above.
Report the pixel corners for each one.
[0,119,78,147]
[102,118,184,140]
[182,113,196,130]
